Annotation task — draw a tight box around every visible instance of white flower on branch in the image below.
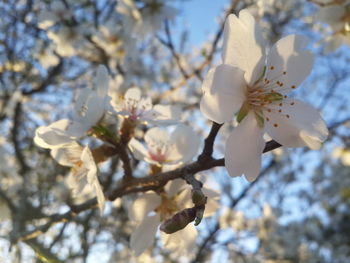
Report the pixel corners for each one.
[129,179,219,256]
[116,0,177,36]
[34,65,113,149]
[114,87,181,125]
[200,9,328,181]
[128,125,200,166]
[314,0,350,52]
[51,142,105,214]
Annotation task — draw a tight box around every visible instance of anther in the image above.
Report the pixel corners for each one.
[273,123,278,127]
[278,109,282,113]
[286,114,290,118]
[283,71,287,75]
[270,66,275,70]
[291,85,296,89]
[290,102,295,105]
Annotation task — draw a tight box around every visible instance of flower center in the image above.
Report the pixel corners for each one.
[237,66,294,127]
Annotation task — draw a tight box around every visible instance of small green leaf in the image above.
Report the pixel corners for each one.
[237,103,250,123]
[255,111,265,128]
[254,66,266,85]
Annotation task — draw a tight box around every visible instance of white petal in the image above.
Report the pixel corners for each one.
[95,65,109,97]
[93,178,106,215]
[144,127,170,147]
[265,99,328,149]
[222,10,266,84]
[80,147,105,214]
[73,90,105,127]
[129,193,161,221]
[200,64,246,124]
[204,198,219,217]
[225,112,265,182]
[81,147,98,183]
[130,214,160,256]
[50,142,83,167]
[34,119,75,149]
[266,35,314,94]
[175,187,192,208]
[125,87,141,101]
[128,138,150,162]
[165,178,186,197]
[145,104,182,125]
[161,223,197,255]
[202,187,220,216]
[167,124,200,164]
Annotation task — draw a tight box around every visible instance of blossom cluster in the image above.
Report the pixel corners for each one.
[31,6,331,258]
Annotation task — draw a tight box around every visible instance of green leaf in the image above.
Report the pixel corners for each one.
[237,103,250,123]
[255,111,265,128]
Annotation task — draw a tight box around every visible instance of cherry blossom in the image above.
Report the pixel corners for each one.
[50,142,105,214]
[128,125,200,166]
[116,0,177,36]
[128,179,218,256]
[314,0,350,52]
[200,9,328,181]
[34,65,113,149]
[114,87,181,125]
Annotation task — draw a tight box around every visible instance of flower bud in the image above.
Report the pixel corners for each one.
[160,208,196,234]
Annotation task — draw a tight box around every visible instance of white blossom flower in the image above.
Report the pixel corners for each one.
[314,0,350,52]
[116,0,177,36]
[129,179,219,256]
[128,125,200,166]
[114,87,181,125]
[50,142,105,214]
[200,9,328,181]
[34,65,112,149]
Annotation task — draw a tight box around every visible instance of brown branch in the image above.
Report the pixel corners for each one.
[198,122,224,162]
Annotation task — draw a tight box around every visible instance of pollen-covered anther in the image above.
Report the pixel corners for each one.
[270,66,275,70]
[273,123,278,127]
[279,103,283,107]
[283,71,287,75]
[278,109,282,113]
[291,85,296,89]
[266,117,270,121]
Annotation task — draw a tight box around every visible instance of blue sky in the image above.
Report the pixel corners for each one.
[174,0,229,45]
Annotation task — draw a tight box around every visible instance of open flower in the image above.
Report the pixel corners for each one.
[200,9,328,181]
[128,125,200,166]
[34,65,112,149]
[50,142,105,214]
[114,87,181,125]
[128,179,218,256]
[314,0,350,52]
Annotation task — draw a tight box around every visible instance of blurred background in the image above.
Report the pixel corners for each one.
[0,0,350,262]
